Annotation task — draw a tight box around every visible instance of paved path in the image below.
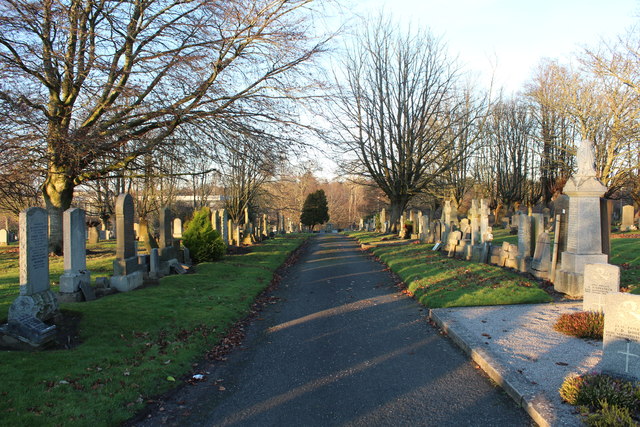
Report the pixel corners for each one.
[142,234,532,426]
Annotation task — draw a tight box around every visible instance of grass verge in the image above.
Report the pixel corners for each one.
[347,231,552,308]
[0,235,306,425]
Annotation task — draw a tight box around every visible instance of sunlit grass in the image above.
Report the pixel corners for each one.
[348,232,551,308]
[0,235,306,425]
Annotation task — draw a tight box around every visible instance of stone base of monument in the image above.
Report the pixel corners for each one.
[57,291,84,303]
[555,253,608,297]
[8,290,59,322]
[110,270,144,292]
[515,256,530,273]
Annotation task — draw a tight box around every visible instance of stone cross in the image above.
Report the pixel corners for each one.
[59,208,90,297]
[479,199,490,242]
[602,293,640,380]
[583,263,620,313]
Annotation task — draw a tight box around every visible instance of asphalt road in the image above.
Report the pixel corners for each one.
[137,234,532,426]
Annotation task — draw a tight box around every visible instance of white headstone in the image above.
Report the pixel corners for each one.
[59,208,90,294]
[583,264,620,313]
[602,293,640,380]
[173,218,183,238]
[0,228,8,245]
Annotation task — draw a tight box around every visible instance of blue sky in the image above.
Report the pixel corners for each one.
[345,0,639,92]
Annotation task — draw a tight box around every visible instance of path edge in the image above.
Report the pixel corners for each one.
[429,308,561,427]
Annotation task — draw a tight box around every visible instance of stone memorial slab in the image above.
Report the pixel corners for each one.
[0,229,8,245]
[60,208,90,297]
[111,194,143,292]
[603,293,640,380]
[79,282,96,301]
[583,263,620,313]
[621,205,635,231]
[530,232,551,279]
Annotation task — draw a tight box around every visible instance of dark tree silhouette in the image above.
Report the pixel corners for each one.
[300,189,329,231]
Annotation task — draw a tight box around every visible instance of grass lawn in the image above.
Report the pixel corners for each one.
[347,231,552,308]
[0,235,306,425]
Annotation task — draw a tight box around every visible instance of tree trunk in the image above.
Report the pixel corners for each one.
[42,167,75,255]
[388,198,409,233]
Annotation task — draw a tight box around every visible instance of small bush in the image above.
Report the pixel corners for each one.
[182,207,226,263]
[585,401,636,427]
[560,373,640,412]
[554,311,604,339]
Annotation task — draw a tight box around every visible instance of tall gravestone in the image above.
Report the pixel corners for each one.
[111,194,143,292]
[218,209,229,245]
[583,264,620,313]
[449,198,459,227]
[554,195,570,264]
[5,207,59,346]
[602,293,640,381]
[530,232,551,279]
[469,200,480,244]
[59,208,90,301]
[516,213,532,272]
[555,140,608,297]
[479,199,490,243]
[380,208,387,232]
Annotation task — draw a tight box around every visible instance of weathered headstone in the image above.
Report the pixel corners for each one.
[111,194,143,292]
[530,232,551,280]
[516,213,532,272]
[149,248,160,280]
[441,201,451,228]
[219,209,229,244]
[59,208,91,301]
[469,200,480,244]
[5,207,59,346]
[173,218,183,238]
[583,263,620,313]
[621,205,635,231]
[602,293,640,380]
[554,195,570,264]
[479,199,490,243]
[555,140,608,297]
[88,225,100,244]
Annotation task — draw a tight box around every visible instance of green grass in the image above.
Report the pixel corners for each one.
[490,227,517,245]
[611,238,640,292]
[0,235,306,425]
[346,232,552,308]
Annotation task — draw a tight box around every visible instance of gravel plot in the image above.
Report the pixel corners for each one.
[431,302,603,426]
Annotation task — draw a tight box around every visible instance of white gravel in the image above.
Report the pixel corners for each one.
[431,302,603,426]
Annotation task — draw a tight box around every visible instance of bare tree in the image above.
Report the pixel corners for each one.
[330,16,487,230]
[0,0,327,252]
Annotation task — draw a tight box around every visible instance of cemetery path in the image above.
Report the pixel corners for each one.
[135,234,532,426]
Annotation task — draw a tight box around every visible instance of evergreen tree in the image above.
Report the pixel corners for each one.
[300,190,330,231]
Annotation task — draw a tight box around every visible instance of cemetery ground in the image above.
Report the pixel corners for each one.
[0,235,306,425]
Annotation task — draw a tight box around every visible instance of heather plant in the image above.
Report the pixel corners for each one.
[554,311,604,340]
[585,401,636,427]
[560,372,640,413]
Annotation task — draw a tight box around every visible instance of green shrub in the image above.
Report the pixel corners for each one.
[182,207,226,263]
[560,373,640,412]
[554,311,604,339]
[585,401,636,427]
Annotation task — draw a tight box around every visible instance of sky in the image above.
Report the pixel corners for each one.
[344,0,640,93]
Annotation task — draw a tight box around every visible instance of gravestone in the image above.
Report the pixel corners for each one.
[0,229,8,245]
[88,225,100,244]
[602,293,640,380]
[554,195,570,264]
[450,198,459,227]
[530,232,551,280]
[583,264,620,313]
[380,208,387,232]
[219,209,229,244]
[516,213,533,272]
[59,208,91,302]
[262,214,268,239]
[469,200,480,244]
[621,205,635,231]
[555,140,608,297]
[479,199,490,242]
[419,215,429,243]
[173,218,183,238]
[5,207,59,346]
[110,194,143,292]
[441,201,451,229]
[149,248,160,280]
[158,207,178,274]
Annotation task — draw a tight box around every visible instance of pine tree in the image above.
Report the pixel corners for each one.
[300,190,330,231]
